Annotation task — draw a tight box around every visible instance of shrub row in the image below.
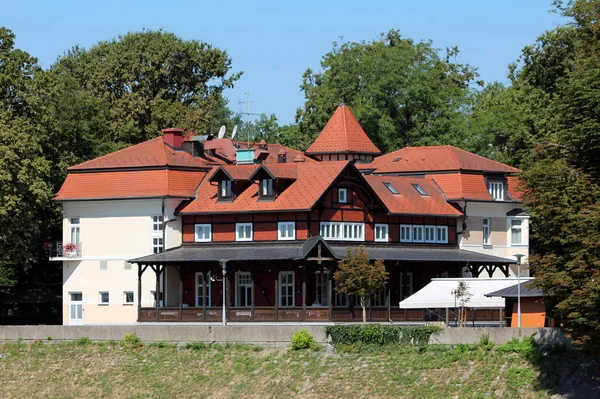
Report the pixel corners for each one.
[325,324,441,346]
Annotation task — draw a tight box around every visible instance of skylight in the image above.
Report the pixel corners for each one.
[412,183,427,196]
[392,157,402,162]
[383,182,399,195]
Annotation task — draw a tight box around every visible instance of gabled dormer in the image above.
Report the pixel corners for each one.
[249,164,298,201]
[209,165,257,202]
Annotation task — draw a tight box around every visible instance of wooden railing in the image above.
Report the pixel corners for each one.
[138,307,503,323]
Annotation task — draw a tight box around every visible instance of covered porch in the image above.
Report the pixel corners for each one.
[130,238,515,324]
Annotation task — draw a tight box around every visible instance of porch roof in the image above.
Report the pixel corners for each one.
[130,238,515,265]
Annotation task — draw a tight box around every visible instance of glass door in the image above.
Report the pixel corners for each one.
[69,292,83,325]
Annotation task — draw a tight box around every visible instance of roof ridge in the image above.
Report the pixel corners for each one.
[69,137,164,170]
[449,145,520,172]
[445,145,462,170]
[342,105,349,150]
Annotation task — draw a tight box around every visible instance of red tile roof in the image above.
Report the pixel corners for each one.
[69,138,211,171]
[54,170,207,201]
[364,175,463,216]
[361,145,519,174]
[427,173,492,201]
[211,164,259,181]
[507,176,524,201]
[254,164,298,180]
[305,105,381,155]
[180,161,350,214]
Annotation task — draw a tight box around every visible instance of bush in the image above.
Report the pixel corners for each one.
[291,329,316,350]
[185,341,209,351]
[497,334,539,362]
[325,325,441,347]
[123,333,142,348]
[76,337,93,346]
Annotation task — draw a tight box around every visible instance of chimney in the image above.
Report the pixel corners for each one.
[278,148,287,163]
[162,128,185,149]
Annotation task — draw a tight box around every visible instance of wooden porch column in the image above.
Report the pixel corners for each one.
[137,264,144,322]
[154,265,162,322]
[202,265,207,322]
[250,270,255,321]
[302,263,307,321]
[274,266,279,321]
[175,265,183,321]
[327,267,333,321]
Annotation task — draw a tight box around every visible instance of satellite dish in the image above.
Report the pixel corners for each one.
[231,125,238,140]
[217,125,226,139]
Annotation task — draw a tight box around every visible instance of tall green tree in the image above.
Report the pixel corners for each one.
[51,30,241,145]
[287,30,481,153]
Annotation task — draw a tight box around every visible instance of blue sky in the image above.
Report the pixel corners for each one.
[3,1,566,125]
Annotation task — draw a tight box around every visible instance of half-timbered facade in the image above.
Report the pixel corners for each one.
[53,105,526,325]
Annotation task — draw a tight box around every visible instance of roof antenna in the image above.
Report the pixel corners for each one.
[340,93,345,106]
[238,91,259,147]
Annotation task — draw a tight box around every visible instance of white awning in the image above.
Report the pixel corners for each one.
[399,278,533,309]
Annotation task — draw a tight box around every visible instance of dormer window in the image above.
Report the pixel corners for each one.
[219,180,233,200]
[488,181,504,201]
[260,178,275,198]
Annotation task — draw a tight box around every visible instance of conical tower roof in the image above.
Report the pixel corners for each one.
[305,105,381,155]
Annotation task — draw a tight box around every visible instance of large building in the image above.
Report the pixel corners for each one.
[52,105,529,325]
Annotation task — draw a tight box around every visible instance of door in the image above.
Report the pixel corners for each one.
[400,272,413,300]
[69,292,83,325]
[235,272,252,307]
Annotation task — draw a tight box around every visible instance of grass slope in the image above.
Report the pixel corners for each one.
[0,339,585,398]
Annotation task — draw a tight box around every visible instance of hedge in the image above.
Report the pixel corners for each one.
[325,324,441,346]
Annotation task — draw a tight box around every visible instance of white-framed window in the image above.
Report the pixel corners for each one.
[261,178,275,197]
[279,271,295,307]
[235,272,252,307]
[488,181,504,201]
[235,223,253,241]
[412,225,424,243]
[510,219,523,245]
[278,221,295,240]
[195,224,211,242]
[482,218,490,245]
[195,272,211,307]
[338,188,348,203]
[152,215,163,253]
[219,179,233,199]
[424,226,436,243]
[320,222,364,241]
[123,291,134,305]
[400,224,412,242]
[99,291,109,305]
[69,292,83,325]
[320,222,342,240]
[315,273,328,306]
[70,217,80,245]
[436,226,448,243]
[374,224,389,242]
[343,223,365,241]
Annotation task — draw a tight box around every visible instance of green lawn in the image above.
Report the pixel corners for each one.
[0,338,579,398]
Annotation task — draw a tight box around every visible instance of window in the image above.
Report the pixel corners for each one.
[412,226,424,242]
[124,261,132,271]
[400,225,412,242]
[99,291,109,305]
[436,226,448,243]
[488,181,504,201]
[383,182,399,195]
[338,188,348,203]
[412,184,427,196]
[278,222,295,240]
[123,291,134,305]
[374,224,389,242]
[400,272,413,300]
[235,223,253,241]
[343,223,365,241]
[195,272,211,307]
[315,273,328,306]
[510,219,523,245]
[320,222,364,241]
[424,226,436,243]
[195,224,211,242]
[235,272,252,307]
[371,286,386,307]
[482,218,490,245]
[152,215,163,253]
[219,179,233,199]
[100,260,108,271]
[70,218,80,245]
[279,271,295,307]
[260,178,275,198]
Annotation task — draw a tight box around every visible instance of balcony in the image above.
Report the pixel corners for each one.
[47,241,82,261]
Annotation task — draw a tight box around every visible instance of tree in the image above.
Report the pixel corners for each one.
[333,246,388,323]
[286,30,481,153]
[50,30,241,145]
[452,281,472,327]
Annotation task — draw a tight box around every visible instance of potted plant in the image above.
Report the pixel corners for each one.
[63,242,78,258]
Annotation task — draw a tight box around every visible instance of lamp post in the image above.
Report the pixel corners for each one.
[212,261,228,326]
[514,254,525,328]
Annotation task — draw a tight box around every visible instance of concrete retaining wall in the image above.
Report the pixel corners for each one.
[0,325,568,347]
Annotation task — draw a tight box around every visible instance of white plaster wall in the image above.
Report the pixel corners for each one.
[61,199,183,325]
[458,201,530,278]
